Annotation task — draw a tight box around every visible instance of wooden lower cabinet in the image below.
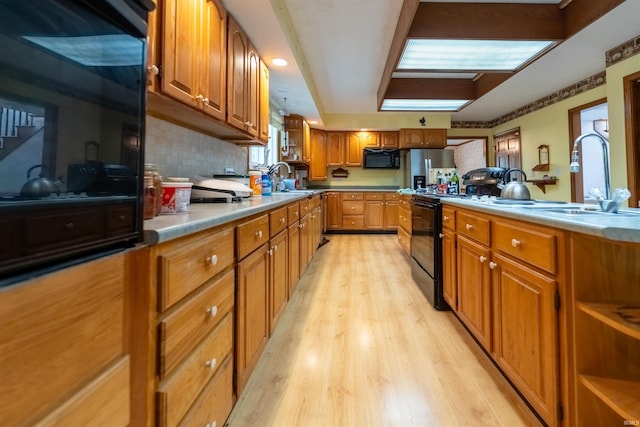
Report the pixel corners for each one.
[456,235,493,350]
[0,250,132,427]
[269,230,289,333]
[365,200,384,230]
[288,220,301,295]
[325,191,342,230]
[235,243,269,395]
[299,214,311,273]
[384,193,399,230]
[442,228,457,309]
[491,252,558,425]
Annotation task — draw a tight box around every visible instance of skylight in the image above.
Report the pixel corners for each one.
[380,99,470,112]
[23,34,143,67]
[398,39,555,71]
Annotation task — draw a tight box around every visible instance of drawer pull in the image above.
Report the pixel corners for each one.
[280,217,286,224]
[65,222,75,230]
[438,233,444,238]
[351,221,355,225]
[268,249,273,256]
[119,214,126,221]
[465,223,473,230]
[206,422,217,427]
[206,306,218,317]
[479,256,487,263]
[256,230,263,239]
[206,254,218,266]
[443,215,449,221]
[511,238,521,248]
[205,358,217,370]
[298,223,303,229]
[351,206,355,210]
[489,262,498,269]
[274,244,278,251]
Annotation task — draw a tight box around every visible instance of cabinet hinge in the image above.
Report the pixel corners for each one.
[554,289,561,311]
[557,401,564,421]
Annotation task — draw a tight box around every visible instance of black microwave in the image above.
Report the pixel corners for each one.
[363,148,401,169]
[0,0,153,281]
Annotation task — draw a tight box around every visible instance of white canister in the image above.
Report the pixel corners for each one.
[160,179,192,214]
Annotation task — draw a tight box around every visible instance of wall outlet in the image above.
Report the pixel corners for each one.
[224,167,235,175]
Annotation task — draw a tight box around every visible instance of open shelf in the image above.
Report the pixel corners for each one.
[525,177,557,193]
[577,302,640,339]
[579,375,640,420]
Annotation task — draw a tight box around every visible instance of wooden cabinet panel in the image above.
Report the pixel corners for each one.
[25,207,103,252]
[200,0,227,121]
[399,128,447,149]
[245,41,260,137]
[384,199,399,230]
[236,244,269,395]
[493,219,557,274]
[226,16,248,132]
[269,231,289,333]
[456,209,491,246]
[325,192,342,230]
[345,132,363,166]
[309,128,328,181]
[158,269,234,378]
[365,192,385,201]
[457,235,492,349]
[176,355,233,427]
[492,253,558,425]
[259,59,270,142]
[0,253,126,427]
[442,206,456,231]
[398,227,411,257]
[327,131,345,166]
[365,200,384,230]
[287,202,300,225]
[105,204,136,237]
[288,221,301,295]
[380,131,399,148]
[343,200,364,215]
[236,214,269,260]
[157,313,233,427]
[35,357,130,427]
[269,206,288,237]
[160,0,199,107]
[342,215,365,230]
[158,226,234,311]
[342,192,364,201]
[299,214,311,274]
[442,228,457,310]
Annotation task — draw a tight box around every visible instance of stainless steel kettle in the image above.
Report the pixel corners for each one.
[498,168,531,200]
[20,165,62,197]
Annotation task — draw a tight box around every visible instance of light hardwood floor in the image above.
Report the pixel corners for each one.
[227,234,543,427]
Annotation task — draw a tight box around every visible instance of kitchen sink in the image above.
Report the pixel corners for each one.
[524,206,640,217]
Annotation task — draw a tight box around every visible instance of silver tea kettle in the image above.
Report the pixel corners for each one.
[498,168,531,200]
[20,164,63,197]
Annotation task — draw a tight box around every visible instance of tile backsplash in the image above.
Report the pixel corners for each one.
[144,116,248,179]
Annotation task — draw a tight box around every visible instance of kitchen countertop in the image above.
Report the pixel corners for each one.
[143,191,321,245]
[441,198,640,243]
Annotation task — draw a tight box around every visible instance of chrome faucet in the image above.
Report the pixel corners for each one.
[267,161,292,177]
[569,133,611,200]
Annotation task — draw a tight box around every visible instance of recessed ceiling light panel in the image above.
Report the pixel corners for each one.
[398,39,554,71]
[271,57,288,67]
[380,99,470,111]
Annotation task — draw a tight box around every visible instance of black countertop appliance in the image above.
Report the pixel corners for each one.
[462,167,506,196]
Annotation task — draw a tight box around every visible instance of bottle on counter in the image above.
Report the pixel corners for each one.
[261,173,272,196]
[145,163,163,216]
[450,169,459,194]
[143,175,156,219]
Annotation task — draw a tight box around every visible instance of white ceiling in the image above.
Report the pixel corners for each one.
[224,0,640,128]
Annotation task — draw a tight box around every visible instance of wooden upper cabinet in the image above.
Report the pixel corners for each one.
[160,0,200,107]
[399,128,447,149]
[345,131,381,166]
[259,59,270,143]
[282,114,309,163]
[245,41,260,138]
[302,120,311,163]
[200,0,227,121]
[326,131,345,166]
[157,0,226,120]
[380,131,399,149]
[227,16,249,132]
[309,129,328,181]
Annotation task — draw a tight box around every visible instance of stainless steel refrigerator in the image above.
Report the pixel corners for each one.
[404,149,456,189]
